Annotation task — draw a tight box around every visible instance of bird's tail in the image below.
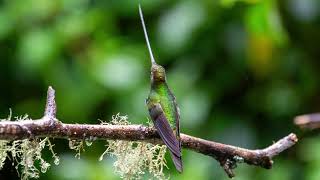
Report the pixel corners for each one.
[169,150,183,173]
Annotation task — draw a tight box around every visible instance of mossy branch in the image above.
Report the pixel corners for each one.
[0,87,298,178]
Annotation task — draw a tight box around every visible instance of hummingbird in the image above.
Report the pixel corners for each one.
[139,5,183,172]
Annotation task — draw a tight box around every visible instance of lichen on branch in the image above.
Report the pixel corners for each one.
[0,115,59,180]
[99,114,168,180]
[0,87,298,179]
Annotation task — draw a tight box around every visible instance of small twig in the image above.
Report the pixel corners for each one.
[294,113,320,130]
[44,86,56,119]
[0,87,298,178]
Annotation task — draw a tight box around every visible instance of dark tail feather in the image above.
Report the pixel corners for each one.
[169,150,183,173]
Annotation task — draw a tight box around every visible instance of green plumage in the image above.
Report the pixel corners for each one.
[147,82,179,133]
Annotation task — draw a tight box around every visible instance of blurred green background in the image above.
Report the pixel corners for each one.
[1,0,320,179]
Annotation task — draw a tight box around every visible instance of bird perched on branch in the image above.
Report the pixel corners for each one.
[139,5,183,173]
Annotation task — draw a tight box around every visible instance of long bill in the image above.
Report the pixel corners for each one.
[139,4,157,65]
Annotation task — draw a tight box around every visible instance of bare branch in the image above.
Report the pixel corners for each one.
[44,86,56,119]
[181,133,297,177]
[294,113,320,130]
[0,87,298,178]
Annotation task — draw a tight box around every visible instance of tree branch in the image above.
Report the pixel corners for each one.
[0,87,298,178]
[294,113,320,130]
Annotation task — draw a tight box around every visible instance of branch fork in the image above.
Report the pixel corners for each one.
[0,87,298,178]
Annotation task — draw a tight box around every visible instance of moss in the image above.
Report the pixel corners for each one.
[0,114,59,180]
[99,114,168,180]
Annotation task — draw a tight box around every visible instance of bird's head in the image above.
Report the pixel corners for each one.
[151,64,166,83]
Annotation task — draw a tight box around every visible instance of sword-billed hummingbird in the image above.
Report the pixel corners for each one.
[139,5,183,172]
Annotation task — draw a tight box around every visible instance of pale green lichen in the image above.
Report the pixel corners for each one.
[0,113,59,180]
[68,139,85,159]
[233,155,244,163]
[0,140,9,169]
[99,114,168,180]
[68,135,96,159]
[1,112,168,180]
[0,138,59,180]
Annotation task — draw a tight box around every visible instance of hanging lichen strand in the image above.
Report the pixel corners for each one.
[0,115,59,180]
[99,114,168,180]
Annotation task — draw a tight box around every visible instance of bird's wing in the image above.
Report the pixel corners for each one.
[173,95,181,141]
[148,103,183,172]
[148,103,181,157]
[172,94,183,172]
